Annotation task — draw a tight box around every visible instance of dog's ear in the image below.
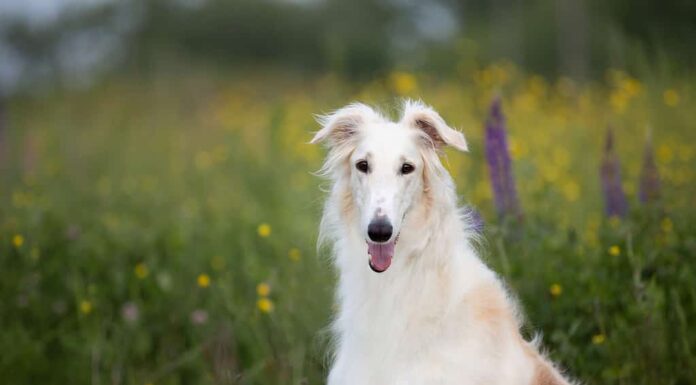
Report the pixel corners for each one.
[400,100,468,152]
[311,103,378,147]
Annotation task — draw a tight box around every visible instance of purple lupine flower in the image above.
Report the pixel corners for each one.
[600,128,628,218]
[485,97,521,219]
[638,131,660,204]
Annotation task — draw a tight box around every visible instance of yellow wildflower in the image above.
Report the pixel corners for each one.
[528,75,547,96]
[621,77,642,97]
[12,234,24,248]
[610,90,628,114]
[134,263,149,279]
[592,333,606,345]
[549,283,562,297]
[80,300,93,314]
[492,64,511,86]
[197,274,211,288]
[562,181,580,202]
[257,298,274,313]
[288,248,301,262]
[608,245,620,257]
[257,223,271,238]
[663,89,680,107]
[389,71,417,95]
[257,282,271,297]
[508,137,522,160]
[474,68,492,87]
[657,144,674,164]
[660,218,673,233]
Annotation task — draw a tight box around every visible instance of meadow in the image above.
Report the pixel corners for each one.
[1,63,695,384]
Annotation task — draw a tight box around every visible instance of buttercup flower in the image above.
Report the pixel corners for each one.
[663,89,680,107]
[197,274,211,288]
[134,263,149,279]
[288,248,301,262]
[257,282,271,297]
[549,283,562,297]
[257,298,274,313]
[80,300,93,314]
[592,333,606,345]
[12,234,24,248]
[389,71,417,95]
[608,245,621,257]
[257,223,271,237]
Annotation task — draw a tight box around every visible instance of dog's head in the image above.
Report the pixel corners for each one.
[311,101,468,273]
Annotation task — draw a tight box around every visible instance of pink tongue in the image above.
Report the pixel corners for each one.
[367,241,395,272]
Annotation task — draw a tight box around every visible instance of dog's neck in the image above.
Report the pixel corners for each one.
[333,195,482,335]
[329,177,491,358]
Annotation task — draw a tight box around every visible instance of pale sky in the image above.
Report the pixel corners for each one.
[0,0,112,25]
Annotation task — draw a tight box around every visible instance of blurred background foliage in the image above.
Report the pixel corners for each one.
[1,1,696,385]
[2,0,696,91]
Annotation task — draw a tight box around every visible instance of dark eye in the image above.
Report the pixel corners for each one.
[401,163,415,175]
[356,160,369,173]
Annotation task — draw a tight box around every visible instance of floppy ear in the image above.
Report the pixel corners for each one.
[311,103,379,147]
[400,100,468,152]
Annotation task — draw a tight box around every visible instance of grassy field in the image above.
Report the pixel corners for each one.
[1,64,695,384]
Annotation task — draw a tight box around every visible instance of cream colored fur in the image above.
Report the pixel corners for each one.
[312,101,573,385]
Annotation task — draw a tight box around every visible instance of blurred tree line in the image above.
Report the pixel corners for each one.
[0,0,695,94]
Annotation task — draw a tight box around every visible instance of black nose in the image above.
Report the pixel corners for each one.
[368,218,393,243]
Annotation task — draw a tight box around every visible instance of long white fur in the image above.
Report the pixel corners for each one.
[312,100,573,385]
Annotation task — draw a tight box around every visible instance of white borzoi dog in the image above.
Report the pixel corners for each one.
[311,100,573,385]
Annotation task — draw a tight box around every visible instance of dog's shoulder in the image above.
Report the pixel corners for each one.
[463,276,520,331]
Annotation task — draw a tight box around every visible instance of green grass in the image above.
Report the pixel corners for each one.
[1,67,695,384]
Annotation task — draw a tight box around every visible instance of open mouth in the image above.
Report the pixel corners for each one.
[367,235,398,273]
